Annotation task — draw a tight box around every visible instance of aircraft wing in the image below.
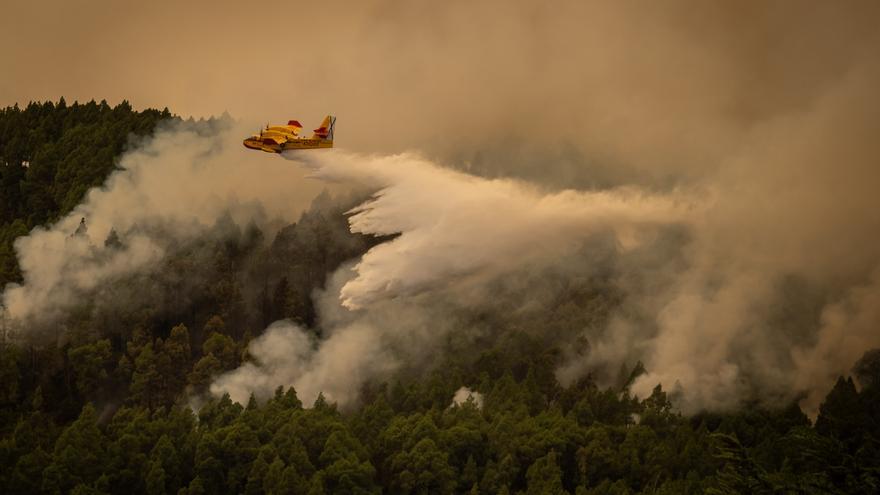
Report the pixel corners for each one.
[260,135,286,145]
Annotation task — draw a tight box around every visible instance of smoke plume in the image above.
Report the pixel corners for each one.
[2,119,333,332]
[209,151,688,407]
[215,102,880,413]
[5,1,880,415]
[452,387,484,409]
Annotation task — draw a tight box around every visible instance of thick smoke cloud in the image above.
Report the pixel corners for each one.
[2,120,333,331]
[215,92,880,412]
[3,1,880,414]
[5,2,877,170]
[295,151,687,310]
[209,318,399,409]
[210,152,688,407]
[211,262,444,407]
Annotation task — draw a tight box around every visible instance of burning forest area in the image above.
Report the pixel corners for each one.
[2,1,880,494]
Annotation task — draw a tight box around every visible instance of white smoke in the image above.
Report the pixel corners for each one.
[216,137,880,416]
[790,268,880,413]
[451,387,483,409]
[210,264,407,407]
[294,151,689,309]
[2,120,334,331]
[6,115,876,416]
[2,2,877,421]
[209,318,399,407]
[210,150,691,407]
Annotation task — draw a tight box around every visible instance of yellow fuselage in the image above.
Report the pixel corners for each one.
[243,117,335,153]
[243,136,334,153]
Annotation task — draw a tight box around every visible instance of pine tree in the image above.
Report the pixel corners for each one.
[525,450,567,495]
[130,342,161,409]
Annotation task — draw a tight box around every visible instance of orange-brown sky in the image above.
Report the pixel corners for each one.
[4,1,877,162]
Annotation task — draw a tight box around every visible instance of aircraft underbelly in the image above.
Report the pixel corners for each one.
[282,139,333,150]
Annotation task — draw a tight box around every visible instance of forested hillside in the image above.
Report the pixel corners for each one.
[1,101,879,494]
[0,99,173,284]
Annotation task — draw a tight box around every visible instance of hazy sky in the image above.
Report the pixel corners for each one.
[4,1,876,162]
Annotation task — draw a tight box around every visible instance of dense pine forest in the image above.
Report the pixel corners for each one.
[1,101,879,494]
[0,99,172,285]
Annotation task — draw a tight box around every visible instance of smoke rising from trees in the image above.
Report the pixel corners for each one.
[4,106,878,415]
[215,126,880,415]
[3,2,880,415]
[2,119,332,331]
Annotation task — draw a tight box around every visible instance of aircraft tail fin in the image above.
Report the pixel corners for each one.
[312,115,335,140]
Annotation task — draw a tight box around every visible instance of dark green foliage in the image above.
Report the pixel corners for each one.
[0,99,173,286]
[526,450,567,495]
[5,350,880,494]
[816,377,869,450]
[42,403,107,493]
[68,340,112,400]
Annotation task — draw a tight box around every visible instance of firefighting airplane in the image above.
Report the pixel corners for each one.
[243,115,335,153]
